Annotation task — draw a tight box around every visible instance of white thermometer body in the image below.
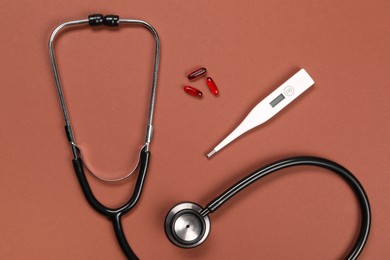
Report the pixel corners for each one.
[207,69,314,158]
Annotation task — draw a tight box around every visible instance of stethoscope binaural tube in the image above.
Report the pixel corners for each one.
[49,14,160,260]
[49,14,160,158]
[72,149,150,259]
[165,156,371,260]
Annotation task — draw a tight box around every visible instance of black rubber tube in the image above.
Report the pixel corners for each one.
[72,150,150,260]
[201,156,370,260]
[112,214,139,260]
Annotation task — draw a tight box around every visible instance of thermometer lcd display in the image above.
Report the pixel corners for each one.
[270,93,285,107]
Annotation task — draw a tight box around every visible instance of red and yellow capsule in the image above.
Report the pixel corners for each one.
[184,86,203,98]
[187,67,207,80]
[206,77,219,96]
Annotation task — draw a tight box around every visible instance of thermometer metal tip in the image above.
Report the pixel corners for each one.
[206,69,314,158]
[206,149,217,158]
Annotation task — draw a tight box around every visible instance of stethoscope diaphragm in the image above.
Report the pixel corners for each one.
[165,202,211,248]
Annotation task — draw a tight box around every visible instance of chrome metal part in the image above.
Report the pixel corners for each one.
[165,202,211,248]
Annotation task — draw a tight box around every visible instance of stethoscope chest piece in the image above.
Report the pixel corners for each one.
[165,202,211,248]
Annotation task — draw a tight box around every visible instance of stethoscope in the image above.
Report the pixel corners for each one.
[49,14,159,259]
[49,14,371,260]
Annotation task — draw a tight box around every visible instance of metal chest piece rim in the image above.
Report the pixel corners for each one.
[165,202,211,248]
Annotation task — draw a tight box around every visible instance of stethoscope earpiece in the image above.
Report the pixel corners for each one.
[165,202,211,248]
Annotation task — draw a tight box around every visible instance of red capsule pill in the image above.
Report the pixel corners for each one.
[187,67,207,80]
[184,86,203,97]
[206,77,219,95]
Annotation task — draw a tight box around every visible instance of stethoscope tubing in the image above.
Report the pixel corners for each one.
[199,156,370,260]
[73,149,150,259]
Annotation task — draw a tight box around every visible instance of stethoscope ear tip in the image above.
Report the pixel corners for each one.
[165,202,211,248]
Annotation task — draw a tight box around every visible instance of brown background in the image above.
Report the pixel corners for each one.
[0,1,389,259]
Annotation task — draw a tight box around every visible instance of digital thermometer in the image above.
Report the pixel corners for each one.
[206,69,314,158]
